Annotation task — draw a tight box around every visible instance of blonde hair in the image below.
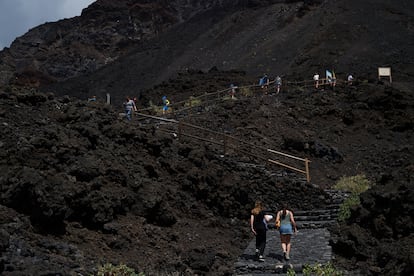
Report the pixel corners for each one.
[251,200,264,215]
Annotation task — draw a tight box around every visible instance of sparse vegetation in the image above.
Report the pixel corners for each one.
[334,174,372,194]
[287,267,296,276]
[334,174,373,222]
[302,263,343,276]
[239,86,253,96]
[95,263,143,276]
[185,96,202,107]
[148,100,163,115]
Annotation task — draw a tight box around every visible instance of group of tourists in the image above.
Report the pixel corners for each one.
[257,74,283,95]
[122,70,355,121]
[122,95,170,121]
[313,72,355,89]
[250,200,297,262]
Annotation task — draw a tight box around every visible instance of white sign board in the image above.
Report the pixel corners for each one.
[378,67,392,83]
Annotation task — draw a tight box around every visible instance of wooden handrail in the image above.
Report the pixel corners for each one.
[133,112,311,182]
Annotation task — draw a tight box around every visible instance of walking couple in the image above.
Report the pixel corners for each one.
[250,200,297,262]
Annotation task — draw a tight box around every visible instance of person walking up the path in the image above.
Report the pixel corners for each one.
[347,74,354,85]
[250,200,272,262]
[313,73,320,89]
[123,96,136,121]
[275,203,297,260]
[275,75,282,94]
[162,95,170,115]
[259,74,269,94]
[230,83,237,99]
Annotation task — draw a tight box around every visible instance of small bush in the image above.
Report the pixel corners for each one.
[302,263,343,276]
[337,194,360,222]
[96,263,143,276]
[334,174,372,222]
[287,267,296,276]
[333,174,372,195]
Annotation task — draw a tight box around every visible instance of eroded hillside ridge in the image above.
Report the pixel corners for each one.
[0,0,260,86]
[0,0,323,87]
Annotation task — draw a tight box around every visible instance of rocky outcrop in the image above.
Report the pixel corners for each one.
[330,167,414,275]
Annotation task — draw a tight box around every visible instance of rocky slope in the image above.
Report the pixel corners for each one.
[0,82,332,275]
[0,0,413,275]
[1,67,413,275]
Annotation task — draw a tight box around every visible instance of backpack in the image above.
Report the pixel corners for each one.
[259,78,264,86]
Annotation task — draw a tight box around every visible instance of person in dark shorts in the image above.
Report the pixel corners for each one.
[250,200,272,261]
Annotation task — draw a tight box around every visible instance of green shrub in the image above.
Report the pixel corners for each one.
[334,174,372,222]
[96,263,143,276]
[337,194,360,222]
[302,263,343,276]
[333,174,372,195]
[287,267,296,276]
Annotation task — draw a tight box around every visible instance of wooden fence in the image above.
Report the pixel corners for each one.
[135,113,311,182]
[129,76,349,181]
[136,76,347,118]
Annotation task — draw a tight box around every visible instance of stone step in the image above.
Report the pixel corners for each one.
[295,211,339,218]
[295,214,338,222]
[296,220,337,229]
[236,229,332,275]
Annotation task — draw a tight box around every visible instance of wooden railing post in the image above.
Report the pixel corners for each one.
[305,158,311,183]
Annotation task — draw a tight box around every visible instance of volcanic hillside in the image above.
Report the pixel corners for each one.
[0,0,413,104]
[0,0,413,275]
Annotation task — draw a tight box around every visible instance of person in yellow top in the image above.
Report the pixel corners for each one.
[162,95,170,115]
[275,203,297,260]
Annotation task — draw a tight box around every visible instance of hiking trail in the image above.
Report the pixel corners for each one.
[235,190,349,275]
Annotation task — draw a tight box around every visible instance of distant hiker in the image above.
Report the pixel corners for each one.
[250,200,272,262]
[259,74,269,93]
[327,70,336,88]
[313,73,320,88]
[275,76,282,94]
[123,96,136,121]
[275,203,297,260]
[162,95,170,115]
[347,74,354,85]
[230,83,238,99]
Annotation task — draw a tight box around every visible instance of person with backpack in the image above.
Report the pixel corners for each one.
[275,203,297,260]
[259,74,269,93]
[250,200,272,262]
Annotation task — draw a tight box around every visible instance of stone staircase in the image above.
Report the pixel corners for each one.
[235,190,349,275]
